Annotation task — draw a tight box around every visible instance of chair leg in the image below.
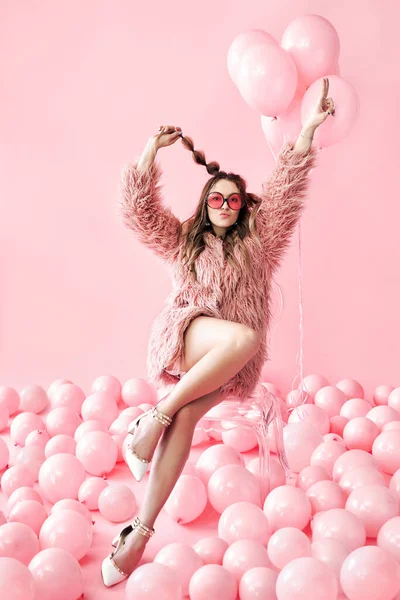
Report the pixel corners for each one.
[254,420,270,504]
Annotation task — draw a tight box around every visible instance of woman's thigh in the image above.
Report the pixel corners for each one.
[179,315,261,373]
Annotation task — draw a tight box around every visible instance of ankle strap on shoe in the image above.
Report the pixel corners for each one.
[151,407,172,427]
[133,516,155,538]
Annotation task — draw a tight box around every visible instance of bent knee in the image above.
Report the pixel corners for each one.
[233,325,262,355]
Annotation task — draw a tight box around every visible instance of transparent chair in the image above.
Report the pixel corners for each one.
[194,383,292,503]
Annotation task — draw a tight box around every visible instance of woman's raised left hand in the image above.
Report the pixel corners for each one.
[304,77,336,129]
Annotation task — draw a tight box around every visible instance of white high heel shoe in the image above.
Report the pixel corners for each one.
[101,516,155,587]
[125,405,172,482]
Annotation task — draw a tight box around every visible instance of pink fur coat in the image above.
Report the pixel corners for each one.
[119,140,318,401]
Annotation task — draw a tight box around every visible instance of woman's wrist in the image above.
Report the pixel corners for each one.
[300,122,318,140]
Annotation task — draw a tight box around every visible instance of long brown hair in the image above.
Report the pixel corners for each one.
[178,133,263,280]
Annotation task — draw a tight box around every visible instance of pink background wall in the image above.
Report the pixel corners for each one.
[0,1,398,397]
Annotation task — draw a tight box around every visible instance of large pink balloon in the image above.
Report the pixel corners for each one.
[345,484,399,538]
[20,384,48,414]
[239,566,277,600]
[0,522,39,565]
[247,455,286,492]
[208,465,261,513]
[98,484,136,522]
[237,43,298,116]
[330,415,348,436]
[45,407,82,437]
[196,444,244,485]
[343,417,379,452]
[281,15,340,87]
[154,543,203,597]
[7,486,43,510]
[121,377,157,407]
[8,500,47,535]
[74,418,107,442]
[374,385,395,406]
[264,485,311,532]
[39,508,93,561]
[10,412,45,446]
[25,429,50,450]
[78,476,109,510]
[314,386,347,418]
[297,465,331,492]
[388,387,400,412]
[268,527,311,569]
[332,449,378,482]
[0,402,9,431]
[50,498,92,524]
[336,379,365,401]
[45,434,76,457]
[75,430,118,476]
[312,538,350,594]
[218,501,270,545]
[193,537,228,566]
[288,404,330,435]
[189,564,237,600]
[47,378,72,401]
[283,422,323,473]
[81,391,118,427]
[298,374,330,401]
[91,374,122,402]
[164,474,207,524]
[366,405,400,431]
[276,556,338,600]
[0,557,35,600]
[307,480,347,514]
[38,453,85,503]
[312,508,366,551]
[305,72,363,142]
[14,445,46,480]
[0,385,20,415]
[340,546,400,600]
[223,539,273,581]
[310,440,346,476]
[125,562,182,600]
[372,429,400,474]
[1,465,35,497]
[28,547,84,600]
[340,398,371,420]
[50,383,85,414]
[377,516,400,562]
[227,29,277,86]
[339,465,386,495]
[221,425,258,452]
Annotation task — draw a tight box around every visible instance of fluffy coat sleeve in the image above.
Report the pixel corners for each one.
[118,159,182,262]
[256,140,318,272]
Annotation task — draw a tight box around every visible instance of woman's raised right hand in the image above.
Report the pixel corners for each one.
[152,125,182,150]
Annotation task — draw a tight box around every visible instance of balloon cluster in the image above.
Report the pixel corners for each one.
[227,15,360,149]
[1,374,400,599]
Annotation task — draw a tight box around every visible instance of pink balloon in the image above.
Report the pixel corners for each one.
[307,480,347,514]
[0,402,9,431]
[239,566,278,600]
[336,379,365,401]
[339,465,386,495]
[196,444,244,485]
[223,539,273,581]
[312,508,366,551]
[47,378,72,401]
[10,412,45,446]
[119,406,143,419]
[299,374,330,401]
[8,500,47,535]
[227,29,277,86]
[332,449,378,482]
[50,383,85,414]
[208,465,261,513]
[261,90,304,156]
[276,556,338,600]
[46,407,82,437]
[28,547,84,600]
[78,476,109,510]
[340,546,400,600]
[14,445,46,480]
[164,474,207,524]
[154,543,203,597]
[377,516,400,562]
[81,391,118,428]
[283,422,323,473]
[91,374,122,402]
[221,425,257,452]
[312,539,350,594]
[288,404,330,435]
[297,465,331,492]
[7,486,43,510]
[388,387,400,412]
[247,455,286,492]
[330,415,348,436]
[125,562,182,599]
[0,522,39,565]
[98,484,136,522]
[121,377,157,407]
[310,441,346,476]
[25,429,50,449]
[264,485,311,532]
[218,501,270,545]
[0,385,20,415]
[237,43,298,116]
[343,417,379,452]
[74,418,107,442]
[193,537,228,565]
[0,438,10,470]
[0,557,35,600]
[50,499,92,524]
[367,405,400,430]
[39,508,93,561]
[340,398,371,420]
[323,433,345,445]
[374,384,395,406]
[38,453,85,503]
[108,414,133,435]
[286,389,312,409]
[314,386,347,418]
[345,484,399,538]
[383,421,400,432]
[190,564,237,600]
[75,431,118,476]
[268,527,311,569]
[0,511,6,526]
[372,429,400,474]
[281,15,340,87]
[45,434,76,457]
[1,465,35,496]
[20,384,48,414]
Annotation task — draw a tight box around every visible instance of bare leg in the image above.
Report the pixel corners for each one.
[111,388,223,575]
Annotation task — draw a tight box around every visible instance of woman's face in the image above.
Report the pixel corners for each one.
[206,180,241,236]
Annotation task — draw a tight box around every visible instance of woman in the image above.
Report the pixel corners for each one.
[101,78,335,587]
